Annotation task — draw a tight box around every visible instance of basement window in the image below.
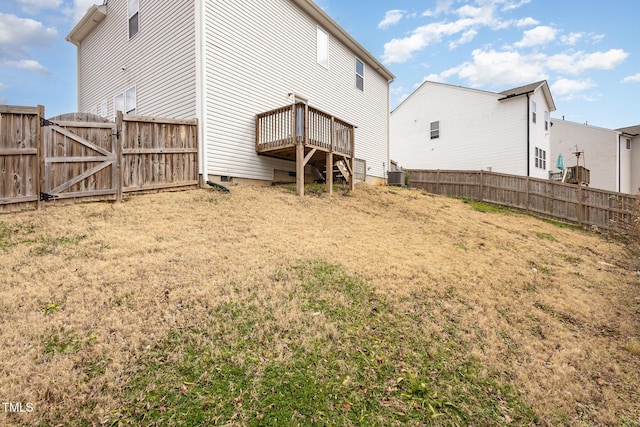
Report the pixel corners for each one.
[430,121,440,139]
[128,0,139,39]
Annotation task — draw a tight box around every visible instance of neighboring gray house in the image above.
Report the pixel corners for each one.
[66,0,395,188]
[390,80,556,180]
[550,119,639,194]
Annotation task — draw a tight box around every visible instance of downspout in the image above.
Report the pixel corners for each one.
[526,93,530,177]
[617,133,621,193]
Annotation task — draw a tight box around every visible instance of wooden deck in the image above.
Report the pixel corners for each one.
[256,102,355,196]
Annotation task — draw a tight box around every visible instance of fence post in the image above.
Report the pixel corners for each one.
[525,177,530,213]
[37,105,45,210]
[116,111,123,202]
[577,184,583,226]
[436,169,440,195]
[479,170,484,202]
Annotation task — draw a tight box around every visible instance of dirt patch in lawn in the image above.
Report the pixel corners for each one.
[0,184,638,425]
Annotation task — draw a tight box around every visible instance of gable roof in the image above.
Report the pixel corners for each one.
[66,0,395,83]
[498,80,556,112]
[617,125,640,136]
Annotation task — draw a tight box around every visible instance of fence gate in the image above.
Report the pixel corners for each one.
[41,113,119,205]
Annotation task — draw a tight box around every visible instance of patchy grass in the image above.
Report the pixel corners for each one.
[0,184,638,426]
[462,199,513,214]
[113,261,536,426]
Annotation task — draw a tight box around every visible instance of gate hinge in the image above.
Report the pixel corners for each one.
[40,192,59,201]
[40,118,57,127]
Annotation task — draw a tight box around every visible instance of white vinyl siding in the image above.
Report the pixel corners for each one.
[77,0,196,120]
[202,0,390,181]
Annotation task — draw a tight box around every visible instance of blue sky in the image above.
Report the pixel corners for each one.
[1,0,638,129]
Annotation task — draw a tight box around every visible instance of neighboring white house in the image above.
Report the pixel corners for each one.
[390,80,556,180]
[66,0,395,186]
[550,120,639,194]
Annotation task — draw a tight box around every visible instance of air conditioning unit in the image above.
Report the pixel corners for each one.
[387,170,405,187]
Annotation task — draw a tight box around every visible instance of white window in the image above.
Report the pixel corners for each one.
[544,111,549,131]
[317,27,328,69]
[128,0,139,39]
[626,139,631,150]
[430,121,440,139]
[355,58,364,91]
[531,100,537,124]
[114,86,136,115]
[114,93,125,114]
[535,147,546,169]
[125,86,137,114]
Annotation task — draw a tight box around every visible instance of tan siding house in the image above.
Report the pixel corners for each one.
[67,0,394,185]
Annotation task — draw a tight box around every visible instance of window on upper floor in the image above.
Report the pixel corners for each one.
[627,139,631,150]
[114,93,125,115]
[355,58,364,91]
[125,86,137,114]
[430,121,440,139]
[531,100,537,124]
[114,86,137,115]
[128,0,139,39]
[317,27,328,69]
[535,147,546,169]
[544,111,549,131]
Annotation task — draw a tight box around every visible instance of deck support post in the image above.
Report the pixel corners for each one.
[326,151,333,195]
[349,156,355,191]
[296,142,304,197]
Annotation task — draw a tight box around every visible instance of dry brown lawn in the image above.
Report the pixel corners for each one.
[0,184,638,425]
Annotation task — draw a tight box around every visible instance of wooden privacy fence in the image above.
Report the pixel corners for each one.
[407,169,638,233]
[1,105,198,214]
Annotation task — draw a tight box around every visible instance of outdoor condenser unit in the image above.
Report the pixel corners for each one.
[387,170,405,187]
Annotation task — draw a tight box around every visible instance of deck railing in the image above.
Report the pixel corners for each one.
[255,102,354,158]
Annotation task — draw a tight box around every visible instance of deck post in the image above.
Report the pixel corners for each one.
[296,142,305,196]
[350,126,355,191]
[326,151,333,195]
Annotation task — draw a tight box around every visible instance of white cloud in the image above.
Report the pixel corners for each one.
[378,10,405,29]
[502,0,532,11]
[560,32,583,45]
[17,0,62,12]
[382,1,535,64]
[515,17,539,27]
[622,73,640,83]
[445,49,548,87]
[550,78,596,98]
[4,59,50,75]
[426,47,628,90]
[0,13,57,50]
[513,26,558,48]
[449,29,478,49]
[546,49,628,74]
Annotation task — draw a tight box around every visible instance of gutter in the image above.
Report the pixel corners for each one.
[618,133,621,193]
